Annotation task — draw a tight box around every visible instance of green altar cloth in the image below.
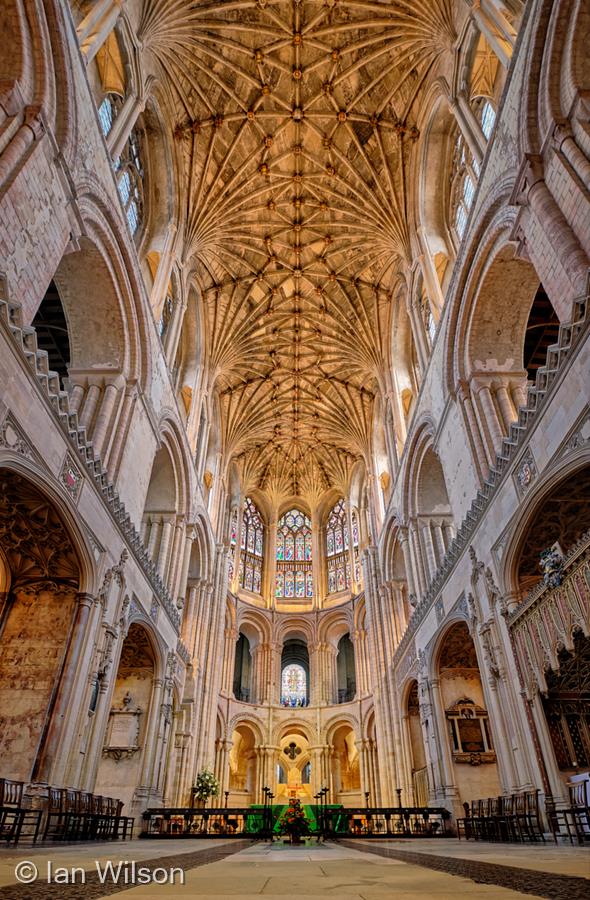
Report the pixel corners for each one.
[248,804,342,835]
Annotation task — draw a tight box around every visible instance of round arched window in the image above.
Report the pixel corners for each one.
[281,663,307,706]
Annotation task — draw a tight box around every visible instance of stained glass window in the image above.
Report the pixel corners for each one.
[240,497,264,593]
[450,129,478,241]
[275,508,313,600]
[326,498,350,593]
[98,93,122,137]
[114,124,144,236]
[479,100,496,141]
[281,663,307,705]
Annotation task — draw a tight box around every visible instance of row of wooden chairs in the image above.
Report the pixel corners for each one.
[457,790,545,842]
[43,787,134,843]
[0,778,134,846]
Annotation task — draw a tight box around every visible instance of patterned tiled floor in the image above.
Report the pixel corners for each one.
[341,840,590,899]
[0,841,249,899]
[0,838,587,899]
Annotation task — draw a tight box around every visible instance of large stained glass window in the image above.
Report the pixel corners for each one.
[281,663,307,706]
[326,498,350,593]
[239,497,264,593]
[276,508,313,600]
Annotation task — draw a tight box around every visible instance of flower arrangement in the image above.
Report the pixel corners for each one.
[278,799,310,839]
[193,769,220,803]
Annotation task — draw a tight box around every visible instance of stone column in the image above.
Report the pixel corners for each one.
[108,92,143,161]
[176,529,195,613]
[139,677,164,788]
[409,525,427,596]
[250,644,265,703]
[458,382,488,481]
[495,383,516,433]
[33,591,95,784]
[511,382,528,412]
[167,518,186,595]
[515,156,589,317]
[151,223,178,324]
[181,581,198,648]
[468,0,512,68]
[147,516,161,561]
[431,521,446,567]
[91,382,120,459]
[419,519,437,582]
[69,383,85,413]
[449,93,485,167]
[553,122,590,194]
[327,643,339,705]
[157,516,175,581]
[77,0,125,63]
[477,383,505,458]
[351,628,369,696]
[79,383,100,432]
[105,382,137,475]
[164,300,187,368]
[398,528,416,598]
[429,677,459,810]
[400,712,416,803]
[308,641,322,705]
[222,627,238,696]
[416,227,445,315]
[264,517,277,605]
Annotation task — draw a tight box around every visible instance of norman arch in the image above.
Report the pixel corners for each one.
[0,464,94,784]
[501,451,590,601]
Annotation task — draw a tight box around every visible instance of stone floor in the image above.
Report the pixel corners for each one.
[0,838,587,899]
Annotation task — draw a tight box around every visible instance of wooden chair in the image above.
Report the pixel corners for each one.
[0,779,42,846]
[112,800,135,840]
[500,793,519,842]
[562,779,590,844]
[521,790,545,842]
[489,795,511,842]
[456,801,473,840]
[75,791,96,840]
[43,787,77,841]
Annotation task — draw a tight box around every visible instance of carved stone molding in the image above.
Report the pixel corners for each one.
[513,447,538,497]
[556,405,590,460]
[102,747,140,762]
[59,452,83,502]
[0,411,43,465]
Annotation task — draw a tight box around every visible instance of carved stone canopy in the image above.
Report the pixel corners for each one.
[0,470,80,589]
[438,622,479,670]
[517,466,590,587]
[118,622,156,674]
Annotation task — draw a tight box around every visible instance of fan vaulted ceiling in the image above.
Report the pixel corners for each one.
[138,0,458,502]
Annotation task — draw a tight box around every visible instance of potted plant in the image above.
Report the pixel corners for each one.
[193,769,220,808]
[278,799,310,844]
